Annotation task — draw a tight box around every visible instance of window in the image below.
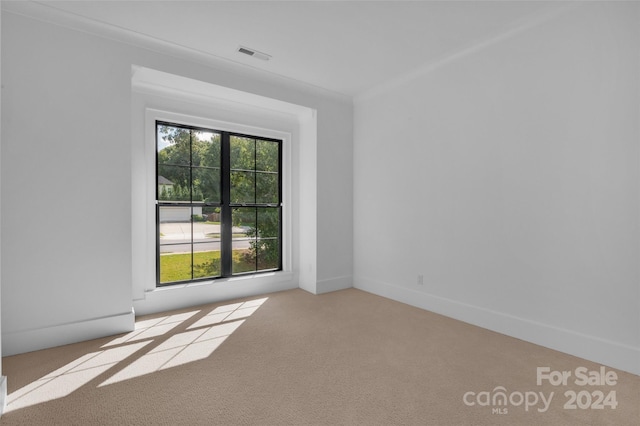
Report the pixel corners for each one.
[156,121,282,285]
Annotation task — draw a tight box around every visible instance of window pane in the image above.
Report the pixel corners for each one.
[191,210,217,271]
[230,171,255,204]
[192,244,221,279]
[201,206,220,223]
[256,172,278,204]
[158,206,193,284]
[257,207,280,270]
[159,253,192,284]
[193,167,220,204]
[232,207,255,233]
[257,239,280,270]
[157,125,192,166]
[192,131,220,168]
[232,207,255,274]
[257,207,279,238]
[256,140,278,172]
[159,207,192,242]
[230,207,279,274]
[158,165,191,201]
[193,218,220,243]
[232,242,255,274]
[230,136,255,170]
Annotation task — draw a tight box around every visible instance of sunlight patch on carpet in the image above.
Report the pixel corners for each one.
[102,310,201,347]
[5,297,269,412]
[99,320,244,386]
[98,297,268,386]
[6,341,151,412]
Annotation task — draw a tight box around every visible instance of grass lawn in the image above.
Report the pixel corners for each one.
[160,249,255,283]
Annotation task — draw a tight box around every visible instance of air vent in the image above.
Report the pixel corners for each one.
[237,45,271,61]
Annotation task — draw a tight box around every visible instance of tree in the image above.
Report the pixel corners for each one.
[230,136,280,270]
[157,126,192,192]
[158,125,219,202]
[241,207,280,269]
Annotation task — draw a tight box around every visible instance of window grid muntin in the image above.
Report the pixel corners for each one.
[156,122,281,285]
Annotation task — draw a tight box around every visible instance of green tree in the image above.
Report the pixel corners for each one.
[157,126,191,191]
[230,136,280,270]
[158,125,219,202]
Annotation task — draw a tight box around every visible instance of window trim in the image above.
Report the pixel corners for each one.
[131,67,318,315]
[145,108,292,292]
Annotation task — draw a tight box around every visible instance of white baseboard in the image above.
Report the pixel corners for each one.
[316,275,353,294]
[2,310,135,356]
[355,276,640,376]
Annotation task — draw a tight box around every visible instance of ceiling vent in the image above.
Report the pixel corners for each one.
[237,45,271,61]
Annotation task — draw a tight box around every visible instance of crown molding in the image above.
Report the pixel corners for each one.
[354,1,580,105]
[2,1,352,104]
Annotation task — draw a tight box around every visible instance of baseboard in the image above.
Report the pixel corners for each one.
[316,275,353,294]
[0,376,6,417]
[354,276,640,376]
[2,309,135,356]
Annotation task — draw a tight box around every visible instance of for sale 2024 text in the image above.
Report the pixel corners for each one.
[537,366,618,410]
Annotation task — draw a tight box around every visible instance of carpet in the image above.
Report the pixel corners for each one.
[1,288,638,425]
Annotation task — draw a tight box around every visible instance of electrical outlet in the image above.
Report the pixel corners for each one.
[417,274,424,285]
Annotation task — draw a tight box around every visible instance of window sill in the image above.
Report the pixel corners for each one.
[154,270,293,291]
[134,270,296,316]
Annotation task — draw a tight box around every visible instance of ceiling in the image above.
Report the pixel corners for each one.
[9,1,568,97]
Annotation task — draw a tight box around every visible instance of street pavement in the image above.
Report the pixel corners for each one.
[159,222,250,253]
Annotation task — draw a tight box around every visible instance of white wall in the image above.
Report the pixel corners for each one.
[1,9,353,354]
[0,4,5,414]
[1,12,136,354]
[354,2,640,375]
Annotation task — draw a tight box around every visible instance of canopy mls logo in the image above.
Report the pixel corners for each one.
[462,387,553,414]
[462,366,619,415]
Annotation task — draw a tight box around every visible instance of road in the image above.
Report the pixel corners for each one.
[159,222,251,254]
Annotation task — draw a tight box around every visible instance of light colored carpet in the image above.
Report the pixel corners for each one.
[1,288,638,425]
